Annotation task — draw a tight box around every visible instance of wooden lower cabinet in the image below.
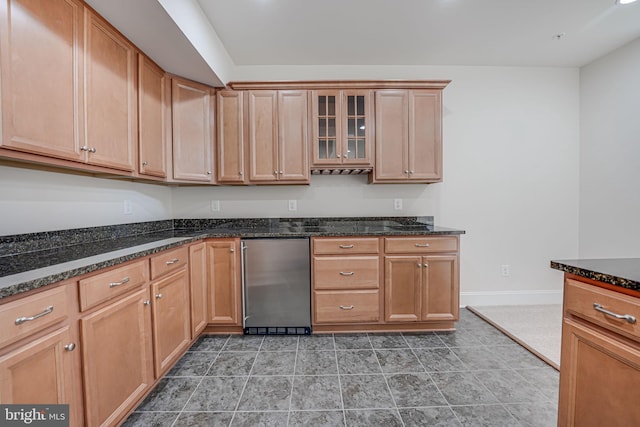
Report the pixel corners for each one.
[189,242,208,337]
[384,254,459,323]
[558,318,640,427]
[384,256,422,322]
[207,239,241,325]
[80,287,153,427]
[0,326,83,426]
[558,277,640,427]
[150,268,191,377]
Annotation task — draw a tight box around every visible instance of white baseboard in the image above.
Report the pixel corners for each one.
[460,290,563,307]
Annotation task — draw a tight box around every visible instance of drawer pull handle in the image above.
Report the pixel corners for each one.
[339,271,355,276]
[165,258,180,265]
[339,305,354,310]
[339,245,354,249]
[415,243,430,247]
[593,303,636,324]
[109,277,130,288]
[15,305,54,325]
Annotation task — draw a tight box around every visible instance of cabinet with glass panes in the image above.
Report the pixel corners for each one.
[311,90,373,168]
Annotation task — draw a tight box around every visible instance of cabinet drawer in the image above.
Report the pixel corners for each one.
[313,237,380,255]
[0,284,71,348]
[79,260,148,311]
[385,237,458,253]
[314,290,379,324]
[150,246,188,280]
[565,279,640,341]
[313,256,379,290]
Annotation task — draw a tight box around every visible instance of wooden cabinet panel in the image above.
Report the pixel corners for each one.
[313,256,379,290]
[278,90,309,182]
[558,318,640,427]
[313,237,380,255]
[207,240,241,325]
[0,0,84,162]
[384,256,422,322]
[248,90,309,183]
[150,268,191,377]
[385,236,458,254]
[149,246,188,280]
[374,90,408,180]
[138,54,168,178]
[172,77,214,182]
[0,284,70,348]
[78,260,148,311]
[564,279,640,340]
[0,326,82,426]
[409,90,442,180]
[217,90,247,184]
[248,90,278,182]
[81,288,153,427]
[373,89,443,183]
[314,290,379,324]
[84,10,137,171]
[189,243,208,337]
[422,254,459,321]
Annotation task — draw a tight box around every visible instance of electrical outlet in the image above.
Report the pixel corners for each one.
[123,200,133,215]
[211,200,220,212]
[394,199,403,210]
[501,264,511,277]
[288,200,297,211]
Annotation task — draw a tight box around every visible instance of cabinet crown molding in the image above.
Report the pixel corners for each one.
[227,80,451,90]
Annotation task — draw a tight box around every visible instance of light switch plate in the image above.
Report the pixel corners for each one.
[288,200,297,211]
[211,200,220,212]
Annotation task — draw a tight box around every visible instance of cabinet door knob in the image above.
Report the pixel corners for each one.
[143,300,151,306]
[230,248,235,253]
[80,145,89,152]
[142,161,148,166]
[155,293,163,299]
[64,343,76,352]
[409,170,414,174]
[404,170,409,174]
[337,154,342,158]
[423,263,428,268]
[417,263,422,268]
[89,147,96,153]
[239,171,243,175]
[207,171,212,175]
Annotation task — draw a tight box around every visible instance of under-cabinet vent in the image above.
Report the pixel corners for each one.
[311,168,372,175]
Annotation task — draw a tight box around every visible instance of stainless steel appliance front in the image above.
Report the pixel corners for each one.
[241,238,311,334]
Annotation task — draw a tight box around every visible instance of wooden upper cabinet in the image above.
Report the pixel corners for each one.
[217,90,247,184]
[138,54,168,178]
[83,9,137,171]
[0,0,85,162]
[278,90,309,182]
[311,90,372,168]
[373,89,443,183]
[171,77,214,183]
[248,90,309,184]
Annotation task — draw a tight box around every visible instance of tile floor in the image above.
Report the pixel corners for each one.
[122,309,559,426]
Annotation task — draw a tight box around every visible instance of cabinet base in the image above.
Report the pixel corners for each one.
[312,321,455,333]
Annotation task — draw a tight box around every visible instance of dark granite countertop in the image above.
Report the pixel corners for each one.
[0,217,464,300]
[551,258,640,292]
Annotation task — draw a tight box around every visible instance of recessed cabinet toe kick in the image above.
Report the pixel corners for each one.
[241,238,312,334]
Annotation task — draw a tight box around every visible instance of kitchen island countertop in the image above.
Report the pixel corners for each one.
[0,217,465,300]
[551,258,640,293]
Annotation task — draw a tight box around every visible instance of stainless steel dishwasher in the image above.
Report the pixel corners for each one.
[241,238,311,334]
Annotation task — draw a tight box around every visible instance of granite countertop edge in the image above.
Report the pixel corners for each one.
[0,222,465,300]
[551,259,640,292]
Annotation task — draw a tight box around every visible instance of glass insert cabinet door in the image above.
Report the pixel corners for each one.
[311,90,372,166]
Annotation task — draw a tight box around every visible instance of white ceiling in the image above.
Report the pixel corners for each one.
[86,0,640,85]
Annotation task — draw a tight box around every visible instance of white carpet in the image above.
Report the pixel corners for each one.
[467,304,562,370]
